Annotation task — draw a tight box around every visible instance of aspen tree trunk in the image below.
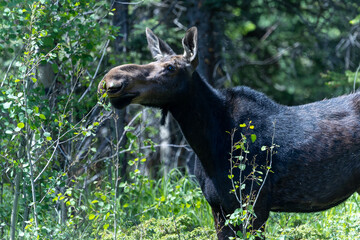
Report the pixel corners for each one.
[61,188,66,225]
[160,114,172,175]
[38,62,55,92]
[10,170,22,240]
[21,182,29,233]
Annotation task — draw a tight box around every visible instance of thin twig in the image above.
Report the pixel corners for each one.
[91,143,190,166]
[78,39,110,102]
[1,45,24,87]
[253,121,276,208]
[34,70,86,182]
[34,141,59,182]
[353,63,360,92]
[25,44,60,77]
[115,0,144,5]
[229,129,241,204]
[34,102,99,164]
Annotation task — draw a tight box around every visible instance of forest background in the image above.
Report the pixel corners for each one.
[0,0,360,239]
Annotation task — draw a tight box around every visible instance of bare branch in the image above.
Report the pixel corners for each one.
[114,0,144,5]
[1,45,24,87]
[78,39,110,103]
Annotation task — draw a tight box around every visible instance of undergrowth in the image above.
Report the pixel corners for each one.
[109,176,360,240]
[266,193,360,240]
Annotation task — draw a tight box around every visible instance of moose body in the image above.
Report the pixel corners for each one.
[99,27,360,239]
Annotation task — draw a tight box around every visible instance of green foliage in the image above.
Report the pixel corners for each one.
[116,215,217,240]
[1,1,360,239]
[226,124,275,239]
[266,194,360,239]
[26,166,213,239]
[220,0,360,105]
[118,167,212,226]
[0,0,114,239]
[322,69,360,95]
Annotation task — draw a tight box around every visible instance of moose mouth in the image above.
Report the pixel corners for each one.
[108,93,139,109]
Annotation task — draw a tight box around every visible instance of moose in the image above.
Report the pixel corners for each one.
[98,27,360,239]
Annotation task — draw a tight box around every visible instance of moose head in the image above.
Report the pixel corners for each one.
[98,27,199,110]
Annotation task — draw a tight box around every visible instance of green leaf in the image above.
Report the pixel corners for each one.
[24,224,32,230]
[46,136,52,141]
[17,122,25,129]
[251,134,257,143]
[51,63,59,73]
[239,164,246,171]
[4,102,12,109]
[103,223,109,230]
[39,114,46,120]
[89,214,95,220]
[239,123,246,128]
[350,15,360,25]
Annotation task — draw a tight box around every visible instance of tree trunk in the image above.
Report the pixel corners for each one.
[61,187,67,225]
[37,62,55,93]
[186,1,218,85]
[21,181,29,235]
[10,170,22,240]
[160,114,171,175]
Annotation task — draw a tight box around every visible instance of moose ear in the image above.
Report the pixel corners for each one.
[182,27,198,65]
[146,28,175,59]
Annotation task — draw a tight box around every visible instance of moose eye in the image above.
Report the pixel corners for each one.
[166,65,176,72]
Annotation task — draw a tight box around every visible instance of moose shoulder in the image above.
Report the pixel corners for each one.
[98,27,360,239]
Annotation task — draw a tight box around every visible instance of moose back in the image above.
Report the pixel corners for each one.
[98,27,360,239]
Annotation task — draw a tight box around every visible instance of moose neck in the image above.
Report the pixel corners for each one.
[169,71,232,177]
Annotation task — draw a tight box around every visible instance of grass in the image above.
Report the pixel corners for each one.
[266,193,360,239]
[116,169,360,239]
[6,166,356,239]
